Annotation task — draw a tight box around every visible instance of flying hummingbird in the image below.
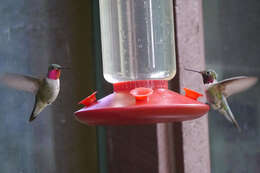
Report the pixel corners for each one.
[0,64,64,122]
[185,68,258,131]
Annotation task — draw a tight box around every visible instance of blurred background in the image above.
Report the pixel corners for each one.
[203,0,260,172]
[0,0,99,173]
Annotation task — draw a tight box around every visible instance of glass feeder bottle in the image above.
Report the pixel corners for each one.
[99,0,176,83]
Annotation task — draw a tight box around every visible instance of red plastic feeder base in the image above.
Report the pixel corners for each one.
[75,80,209,125]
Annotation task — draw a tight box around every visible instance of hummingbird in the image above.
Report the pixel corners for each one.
[0,64,63,122]
[185,68,258,131]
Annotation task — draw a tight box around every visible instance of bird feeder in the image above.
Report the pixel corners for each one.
[75,0,209,125]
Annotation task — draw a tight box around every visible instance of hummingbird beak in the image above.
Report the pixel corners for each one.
[184,68,202,74]
[59,67,71,70]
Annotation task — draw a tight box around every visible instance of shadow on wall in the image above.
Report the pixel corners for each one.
[47,0,98,173]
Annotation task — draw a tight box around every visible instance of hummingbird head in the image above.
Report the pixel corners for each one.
[47,64,62,80]
[184,68,217,84]
[200,70,217,84]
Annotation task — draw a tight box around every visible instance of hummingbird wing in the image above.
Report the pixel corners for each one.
[216,76,258,98]
[0,73,41,94]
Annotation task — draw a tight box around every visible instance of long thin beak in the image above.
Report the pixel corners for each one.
[184,68,201,73]
[59,67,71,70]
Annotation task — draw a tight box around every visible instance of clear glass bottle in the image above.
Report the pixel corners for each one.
[99,0,176,83]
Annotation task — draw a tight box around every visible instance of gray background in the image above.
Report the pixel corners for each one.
[203,0,260,172]
[0,0,98,173]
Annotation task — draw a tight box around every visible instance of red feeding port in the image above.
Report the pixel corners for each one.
[75,80,209,125]
[130,87,153,101]
[183,88,203,100]
[79,91,97,106]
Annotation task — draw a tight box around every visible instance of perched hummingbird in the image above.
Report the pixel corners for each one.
[0,64,63,122]
[185,68,258,131]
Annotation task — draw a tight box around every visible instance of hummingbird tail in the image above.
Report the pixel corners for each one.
[221,96,241,131]
[29,114,37,122]
[221,109,241,131]
[29,101,37,122]
[28,98,46,122]
[232,119,241,132]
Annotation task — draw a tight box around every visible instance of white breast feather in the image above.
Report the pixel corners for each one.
[45,78,60,104]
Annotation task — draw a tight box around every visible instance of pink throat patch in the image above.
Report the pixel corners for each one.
[48,70,60,80]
